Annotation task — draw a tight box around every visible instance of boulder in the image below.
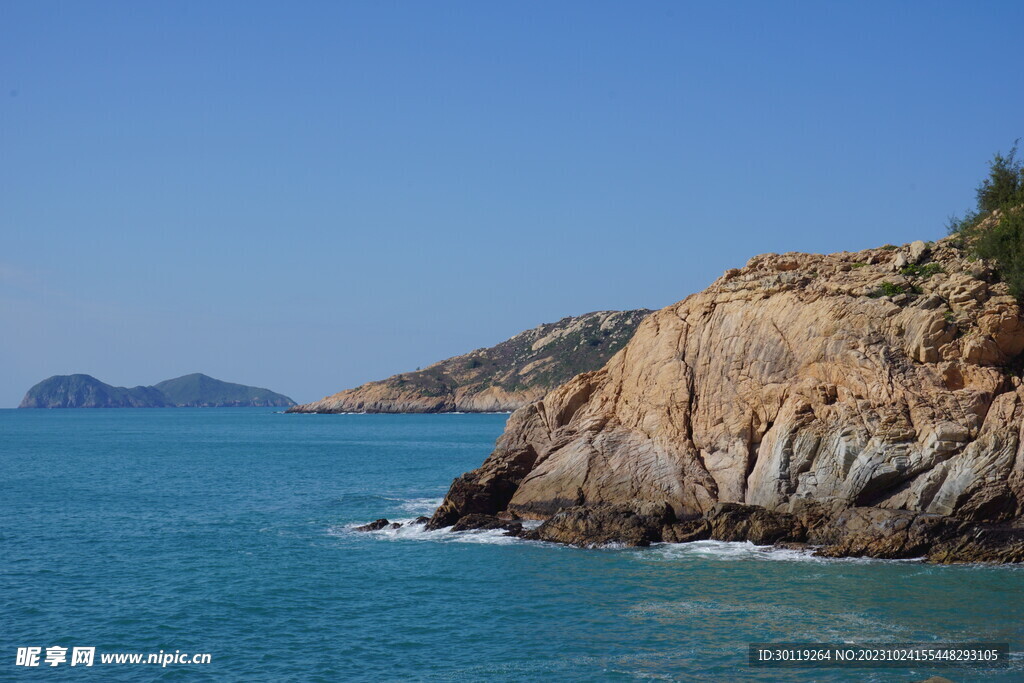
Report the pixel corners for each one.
[908,239,930,264]
[706,503,805,544]
[535,504,667,547]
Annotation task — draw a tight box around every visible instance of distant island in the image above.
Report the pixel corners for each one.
[19,373,295,409]
[289,309,651,414]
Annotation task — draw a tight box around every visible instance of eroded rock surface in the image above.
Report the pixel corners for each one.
[428,235,1024,561]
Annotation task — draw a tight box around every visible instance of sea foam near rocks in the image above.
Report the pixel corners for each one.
[339,517,525,546]
[647,540,924,565]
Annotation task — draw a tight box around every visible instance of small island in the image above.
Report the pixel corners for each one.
[18,373,295,409]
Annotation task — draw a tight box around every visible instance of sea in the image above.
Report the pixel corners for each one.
[2,408,1023,681]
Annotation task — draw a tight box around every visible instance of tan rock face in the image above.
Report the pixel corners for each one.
[435,238,1024,524]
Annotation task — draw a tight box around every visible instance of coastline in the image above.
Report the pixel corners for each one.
[357,501,1024,565]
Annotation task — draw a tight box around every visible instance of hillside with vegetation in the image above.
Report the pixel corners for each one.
[153,373,295,407]
[949,142,1024,297]
[289,310,651,413]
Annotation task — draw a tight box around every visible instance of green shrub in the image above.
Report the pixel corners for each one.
[868,281,906,298]
[977,146,1024,212]
[946,210,982,235]
[950,141,1024,298]
[900,263,943,278]
[974,208,1024,296]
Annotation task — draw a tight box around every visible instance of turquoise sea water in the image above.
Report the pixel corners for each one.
[2,408,1023,681]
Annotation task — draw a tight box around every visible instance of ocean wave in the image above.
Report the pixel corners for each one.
[648,540,926,564]
[335,518,524,546]
[392,497,444,514]
[334,524,955,566]
[332,494,443,516]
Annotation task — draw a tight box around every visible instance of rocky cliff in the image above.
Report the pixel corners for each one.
[426,233,1024,561]
[19,373,295,408]
[288,309,651,413]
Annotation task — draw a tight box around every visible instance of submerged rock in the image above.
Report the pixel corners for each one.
[354,519,391,532]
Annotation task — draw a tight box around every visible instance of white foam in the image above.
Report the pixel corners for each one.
[335,521,943,561]
[649,540,926,565]
[339,518,524,546]
[394,497,444,514]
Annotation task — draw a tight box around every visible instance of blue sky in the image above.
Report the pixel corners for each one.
[2,1,1023,407]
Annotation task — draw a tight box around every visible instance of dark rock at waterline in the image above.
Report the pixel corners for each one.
[389,496,1024,562]
[426,455,533,530]
[535,504,669,547]
[533,502,806,548]
[810,507,1024,563]
[503,523,525,536]
[929,525,1024,563]
[450,514,506,531]
[355,519,391,532]
[522,501,793,548]
[810,507,951,559]
[706,503,806,545]
[660,518,711,544]
[413,516,430,525]
[449,513,523,536]
[659,504,824,545]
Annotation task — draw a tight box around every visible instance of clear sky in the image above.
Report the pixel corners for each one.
[2,1,1023,407]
